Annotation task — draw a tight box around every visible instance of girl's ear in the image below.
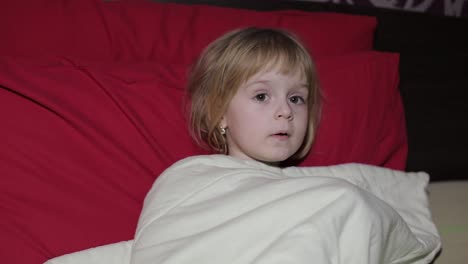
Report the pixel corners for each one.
[219,117,228,129]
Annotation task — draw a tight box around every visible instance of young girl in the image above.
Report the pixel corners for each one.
[130,27,440,264]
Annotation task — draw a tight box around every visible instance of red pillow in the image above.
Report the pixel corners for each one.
[0,0,113,60]
[301,51,407,169]
[0,51,406,264]
[0,57,202,264]
[103,1,377,64]
[0,1,376,61]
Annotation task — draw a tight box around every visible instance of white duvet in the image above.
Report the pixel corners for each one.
[46,155,441,264]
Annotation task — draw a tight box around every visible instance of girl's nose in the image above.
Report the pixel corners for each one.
[275,101,293,120]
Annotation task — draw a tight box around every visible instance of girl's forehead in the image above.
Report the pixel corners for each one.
[246,65,307,84]
[237,68,308,94]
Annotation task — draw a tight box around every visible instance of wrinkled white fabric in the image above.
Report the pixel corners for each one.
[46,155,441,264]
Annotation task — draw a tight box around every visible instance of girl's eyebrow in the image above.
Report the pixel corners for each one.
[296,83,309,89]
[244,81,309,94]
[244,79,271,88]
[291,83,309,92]
[247,78,270,84]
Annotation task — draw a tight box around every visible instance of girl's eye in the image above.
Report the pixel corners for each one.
[254,93,268,102]
[289,95,306,104]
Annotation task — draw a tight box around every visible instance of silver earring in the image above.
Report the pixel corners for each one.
[220,127,226,135]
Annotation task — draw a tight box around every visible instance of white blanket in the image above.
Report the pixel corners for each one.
[46,155,441,264]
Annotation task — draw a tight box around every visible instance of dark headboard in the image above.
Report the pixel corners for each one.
[159,0,468,181]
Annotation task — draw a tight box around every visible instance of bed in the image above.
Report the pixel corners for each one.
[1,0,467,263]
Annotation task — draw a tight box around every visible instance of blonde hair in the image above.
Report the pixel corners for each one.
[187,27,320,161]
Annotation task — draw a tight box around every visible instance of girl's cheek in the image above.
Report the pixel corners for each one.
[292,104,308,112]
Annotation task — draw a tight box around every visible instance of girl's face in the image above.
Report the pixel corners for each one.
[220,67,309,165]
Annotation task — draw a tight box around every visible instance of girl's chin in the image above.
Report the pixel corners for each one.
[255,154,294,166]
